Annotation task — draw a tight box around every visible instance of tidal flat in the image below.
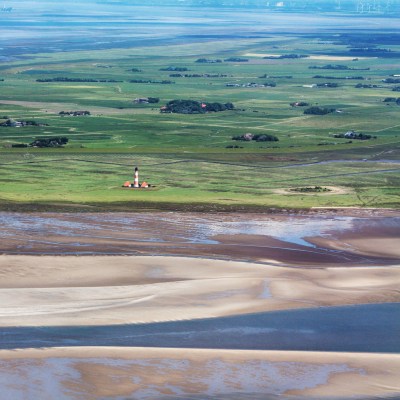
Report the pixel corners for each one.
[0,211,399,399]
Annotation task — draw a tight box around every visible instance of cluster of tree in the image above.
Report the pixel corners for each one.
[290,101,309,107]
[259,74,292,79]
[264,54,308,59]
[169,73,228,78]
[12,137,69,148]
[392,86,400,92]
[11,144,29,148]
[346,47,398,57]
[316,82,339,88]
[304,106,336,115]
[36,77,122,83]
[59,111,91,116]
[0,119,48,127]
[160,66,189,71]
[383,78,400,84]
[129,68,142,72]
[30,137,69,148]
[232,133,278,142]
[309,64,369,71]
[290,186,331,193]
[383,97,400,104]
[130,79,174,84]
[355,83,380,89]
[160,99,234,114]
[224,57,248,62]
[195,58,222,63]
[312,75,364,80]
[334,131,375,140]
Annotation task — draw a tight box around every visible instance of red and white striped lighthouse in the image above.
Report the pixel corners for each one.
[133,167,139,188]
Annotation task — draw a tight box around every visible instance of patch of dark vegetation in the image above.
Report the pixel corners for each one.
[391,86,400,91]
[224,57,248,62]
[304,106,336,115]
[316,82,339,88]
[160,66,189,71]
[355,83,381,89]
[334,131,376,140]
[226,145,243,149]
[59,111,91,116]
[232,133,279,142]
[264,54,308,59]
[11,137,69,148]
[0,199,317,214]
[133,97,160,104]
[36,77,123,83]
[87,170,115,174]
[290,186,331,193]
[226,82,276,88]
[130,79,175,84]
[169,73,228,78]
[312,75,364,80]
[129,68,142,72]
[309,64,369,71]
[195,58,222,63]
[30,137,69,148]
[383,97,400,104]
[10,143,29,148]
[259,74,292,79]
[383,78,400,84]
[0,79,4,81]
[0,118,48,127]
[160,100,234,114]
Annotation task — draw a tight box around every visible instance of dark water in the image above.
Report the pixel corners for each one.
[1,303,399,352]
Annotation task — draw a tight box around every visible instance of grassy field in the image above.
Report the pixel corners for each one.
[1,27,399,211]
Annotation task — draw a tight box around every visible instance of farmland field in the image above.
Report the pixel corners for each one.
[0,4,399,210]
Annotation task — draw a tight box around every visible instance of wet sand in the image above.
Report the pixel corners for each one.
[1,212,399,265]
[0,347,399,400]
[0,211,399,399]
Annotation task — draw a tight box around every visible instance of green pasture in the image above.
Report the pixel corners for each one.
[0,35,399,210]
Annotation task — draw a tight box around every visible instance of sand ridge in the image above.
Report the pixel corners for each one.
[0,255,399,327]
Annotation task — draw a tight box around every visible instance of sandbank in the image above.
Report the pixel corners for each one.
[0,347,398,399]
[0,255,399,327]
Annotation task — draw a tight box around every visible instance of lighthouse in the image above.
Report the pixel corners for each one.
[133,167,139,188]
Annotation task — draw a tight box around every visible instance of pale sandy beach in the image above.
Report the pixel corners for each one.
[0,255,399,327]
